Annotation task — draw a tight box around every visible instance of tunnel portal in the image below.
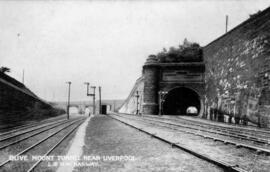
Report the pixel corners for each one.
[163,87,201,115]
[142,42,205,116]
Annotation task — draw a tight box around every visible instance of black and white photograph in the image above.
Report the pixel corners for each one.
[1,0,270,171]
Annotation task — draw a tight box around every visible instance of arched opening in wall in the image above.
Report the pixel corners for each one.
[163,87,201,116]
[69,107,79,114]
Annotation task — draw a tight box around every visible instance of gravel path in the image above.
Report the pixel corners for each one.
[57,116,91,172]
[75,115,222,172]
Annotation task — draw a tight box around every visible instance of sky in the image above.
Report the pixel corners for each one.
[0,0,269,102]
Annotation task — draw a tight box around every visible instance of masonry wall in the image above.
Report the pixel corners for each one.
[204,7,270,127]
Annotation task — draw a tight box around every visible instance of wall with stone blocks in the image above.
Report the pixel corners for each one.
[203,7,270,127]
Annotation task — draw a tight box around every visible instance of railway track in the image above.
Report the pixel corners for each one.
[117,113,270,152]
[0,115,68,136]
[0,115,67,133]
[144,114,270,140]
[109,113,247,172]
[176,115,270,133]
[0,118,69,140]
[0,117,84,150]
[0,116,86,171]
[142,115,270,147]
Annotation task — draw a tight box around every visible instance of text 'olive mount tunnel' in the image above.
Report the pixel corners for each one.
[163,87,201,115]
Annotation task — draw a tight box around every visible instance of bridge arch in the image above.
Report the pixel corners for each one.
[162,86,203,116]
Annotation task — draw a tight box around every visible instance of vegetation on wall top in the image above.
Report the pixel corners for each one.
[147,39,203,63]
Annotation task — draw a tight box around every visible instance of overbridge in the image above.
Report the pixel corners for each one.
[52,100,124,114]
[52,101,93,114]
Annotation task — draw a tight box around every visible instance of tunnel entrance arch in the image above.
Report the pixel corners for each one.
[142,50,205,116]
[163,87,201,116]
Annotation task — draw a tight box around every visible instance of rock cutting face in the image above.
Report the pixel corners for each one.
[163,87,201,115]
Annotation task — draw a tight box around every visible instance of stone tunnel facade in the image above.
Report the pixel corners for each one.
[119,6,270,127]
[119,42,205,116]
[142,59,205,116]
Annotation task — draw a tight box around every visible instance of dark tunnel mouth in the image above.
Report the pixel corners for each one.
[162,87,201,115]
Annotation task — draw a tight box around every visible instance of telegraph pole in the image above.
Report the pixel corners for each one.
[84,82,90,116]
[84,82,96,115]
[84,82,90,95]
[91,86,96,115]
[22,69,25,84]
[66,81,71,120]
[225,15,228,33]
[135,91,140,115]
[99,86,102,114]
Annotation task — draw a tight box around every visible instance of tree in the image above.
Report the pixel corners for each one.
[155,39,202,63]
